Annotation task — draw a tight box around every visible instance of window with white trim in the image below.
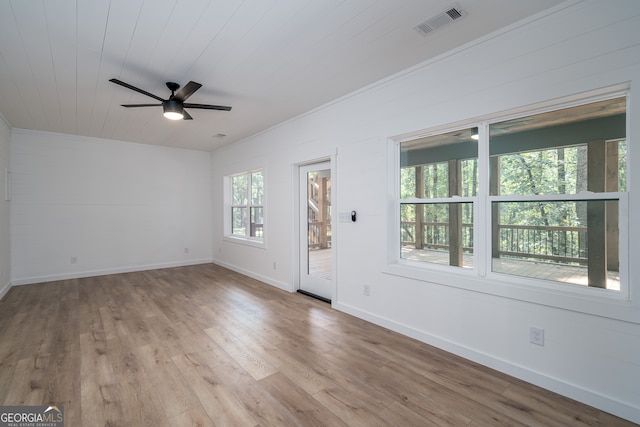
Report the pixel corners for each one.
[398,95,627,292]
[400,127,478,269]
[227,169,264,241]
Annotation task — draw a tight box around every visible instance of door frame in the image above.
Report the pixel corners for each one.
[293,155,337,304]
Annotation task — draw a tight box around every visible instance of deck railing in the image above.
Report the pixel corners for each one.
[401,222,474,254]
[498,224,587,264]
[308,220,331,250]
[308,178,331,250]
[401,221,588,264]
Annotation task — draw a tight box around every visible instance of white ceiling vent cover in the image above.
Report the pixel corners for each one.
[414,3,468,36]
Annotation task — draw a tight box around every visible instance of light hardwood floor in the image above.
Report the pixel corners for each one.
[0,264,635,426]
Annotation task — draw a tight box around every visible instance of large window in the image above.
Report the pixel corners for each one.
[397,95,627,292]
[228,169,264,241]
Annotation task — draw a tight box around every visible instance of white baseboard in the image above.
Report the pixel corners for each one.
[0,279,11,301]
[10,259,214,286]
[212,259,293,293]
[333,301,640,425]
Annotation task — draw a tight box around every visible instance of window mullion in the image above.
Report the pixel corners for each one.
[246,172,252,237]
[477,122,490,277]
[400,196,476,204]
[489,193,624,202]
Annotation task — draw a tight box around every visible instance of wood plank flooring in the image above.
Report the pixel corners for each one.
[0,264,635,426]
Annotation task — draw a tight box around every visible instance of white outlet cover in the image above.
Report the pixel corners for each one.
[529,327,544,346]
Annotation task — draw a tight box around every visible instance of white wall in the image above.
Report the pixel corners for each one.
[10,130,213,284]
[212,1,640,423]
[0,114,10,298]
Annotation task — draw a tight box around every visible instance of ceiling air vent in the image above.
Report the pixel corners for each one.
[414,3,467,36]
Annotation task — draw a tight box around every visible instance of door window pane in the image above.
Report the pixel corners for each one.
[306,169,332,279]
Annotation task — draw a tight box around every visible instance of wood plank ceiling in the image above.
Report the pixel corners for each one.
[0,0,564,151]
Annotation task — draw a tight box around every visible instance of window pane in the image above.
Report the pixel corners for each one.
[400,127,478,199]
[400,167,416,199]
[232,207,247,236]
[250,207,263,238]
[618,140,627,192]
[251,171,263,205]
[423,162,449,198]
[491,200,619,290]
[232,175,248,205]
[401,202,474,268]
[490,97,626,196]
[461,159,478,197]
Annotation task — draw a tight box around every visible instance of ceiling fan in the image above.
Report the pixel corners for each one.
[109,78,232,120]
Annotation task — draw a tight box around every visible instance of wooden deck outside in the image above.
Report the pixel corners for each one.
[308,248,332,280]
[402,247,620,291]
[310,247,621,291]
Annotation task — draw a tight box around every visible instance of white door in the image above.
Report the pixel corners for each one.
[299,162,333,301]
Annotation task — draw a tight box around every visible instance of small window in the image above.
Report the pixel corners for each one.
[228,169,264,240]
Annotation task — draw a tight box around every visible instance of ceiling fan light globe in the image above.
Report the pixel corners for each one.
[163,111,184,120]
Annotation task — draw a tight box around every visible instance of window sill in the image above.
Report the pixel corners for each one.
[383,262,638,324]
[223,235,266,249]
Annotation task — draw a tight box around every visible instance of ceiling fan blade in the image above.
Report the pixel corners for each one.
[109,78,164,102]
[174,81,202,101]
[120,103,161,108]
[182,110,193,120]
[184,103,232,111]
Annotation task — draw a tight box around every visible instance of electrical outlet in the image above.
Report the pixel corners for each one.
[273,262,277,270]
[363,284,370,296]
[529,327,544,346]
[70,256,78,264]
[184,247,189,254]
